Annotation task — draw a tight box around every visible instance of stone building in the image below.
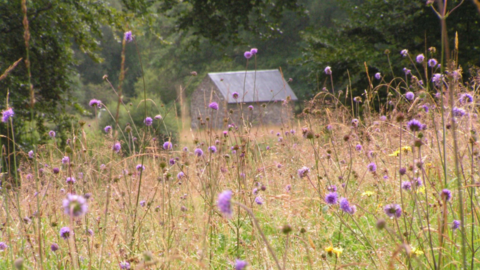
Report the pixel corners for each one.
[190,69,298,129]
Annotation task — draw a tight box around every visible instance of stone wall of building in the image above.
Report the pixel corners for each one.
[190,76,228,129]
[190,76,295,129]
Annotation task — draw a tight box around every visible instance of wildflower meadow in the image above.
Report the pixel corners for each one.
[1,0,480,269]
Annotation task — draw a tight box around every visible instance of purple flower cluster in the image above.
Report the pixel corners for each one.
[144,117,153,126]
[124,31,133,42]
[194,148,204,157]
[339,198,356,214]
[218,190,233,218]
[235,259,247,270]
[384,204,402,218]
[325,192,338,205]
[60,227,71,240]
[1,108,14,123]
[297,166,310,178]
[367,162,377,173]
[163,141,173,150]
[407,119,423,132]
[209,102,219,110]
[63,194,88,217]
[441,189,452,201]
[89,99,102,108]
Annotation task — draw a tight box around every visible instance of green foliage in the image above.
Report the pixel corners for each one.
[159,0,304,44]
[100,95,179,149]
[0,0,122,147]
[299,0,480,98]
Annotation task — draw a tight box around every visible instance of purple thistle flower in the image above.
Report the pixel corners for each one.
[325,192,338,204]
[232,92,239,99]
[441,189,452,201]
[339,198,356,214]
[144,117,153,126]
[401,181,412,191]
[28,150,34,159]
[194,148,204,157]
[351,118,359,127]
[355,144,362,151]
[422,104,429,112]
[297,166,310,178]
[183,147,188,152]
[414,177,423,187]
[0,242,7,251]
[367,162,377,173]
[432,73,443,86]
[169,158,175,165]
[375,72,381,80]
[49,130,56,138]
[380,115,387,121]
[63,194,88,217]
[235,259,248,270]
[407,119,423,132]
[50,243,59,252]
[120,261,131,269]
[163,141,173,150]
[459,93,474,104]
[209,102,219,110]
[399,167,407,175]
[452,220,460,230]
[62,156,70,164]
[104,125,112,133]
[452,107,466,117]
[405,92,415,101]
[428,58,438,67]
[250,48,258,55]
[252,188,259,195]
[384,204,402,218]
[400,49,408,57]
[177,172,185,180]
[53,167,60,174]
[403,68,411,75]
[248,105,254,110]
[1,108,14,123]
[136,164,145,171]
[416,54,425,63]
[66,177,75,184]
[218,190,233,218]
[113,142,121,153]
[255,196,264,205]
[59,227,71,240]
[244,51,253,59]
[208,145,217,153]
[324,66,332,75]
[89,99,102,108]
[140,200,146,207]
[124,31,133,42]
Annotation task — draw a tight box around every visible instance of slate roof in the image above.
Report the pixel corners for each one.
[207,69,297,103]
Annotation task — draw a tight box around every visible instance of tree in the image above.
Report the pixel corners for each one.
[299,0,480,99]
[0,0,122,146]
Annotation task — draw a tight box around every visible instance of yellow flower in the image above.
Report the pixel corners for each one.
[389,146,411,157]
[325,246,343,257]
[417,186,425,194]
[332,247,343,257]
[362,191,375,197]
[388,150,400,157]
[410,247,424,257]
